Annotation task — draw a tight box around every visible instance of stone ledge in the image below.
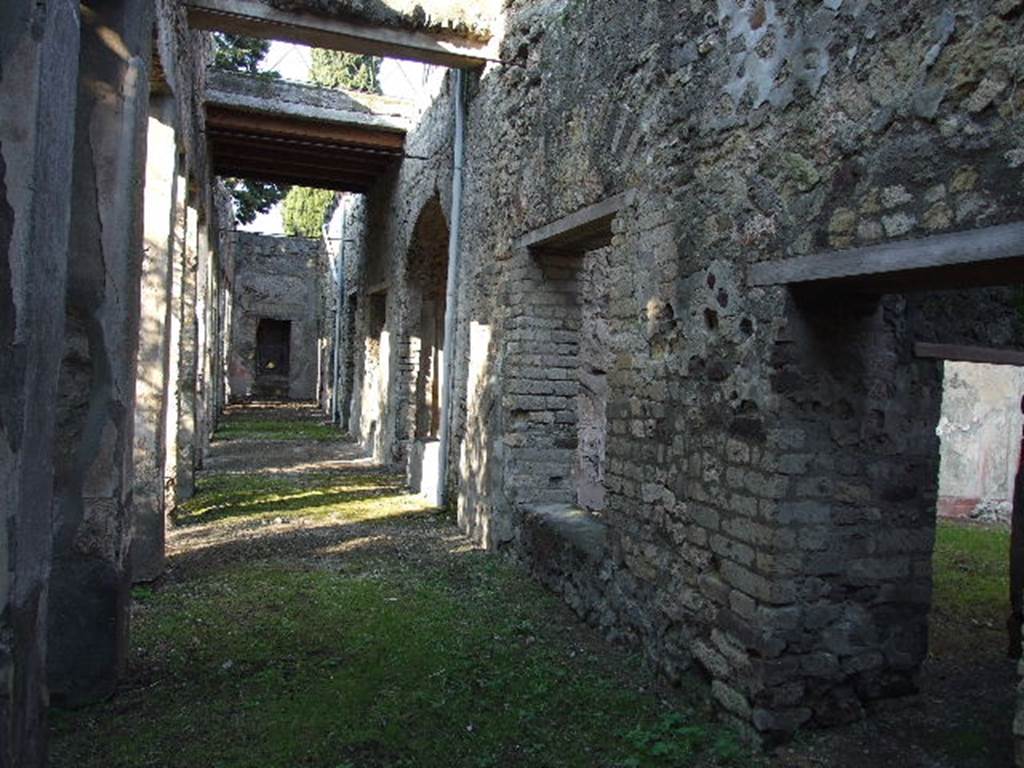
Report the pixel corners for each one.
[522,504,608,563]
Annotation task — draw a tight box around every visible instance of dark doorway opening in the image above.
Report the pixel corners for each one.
[255,318,291,398]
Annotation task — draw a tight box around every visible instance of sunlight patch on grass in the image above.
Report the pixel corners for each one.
[175,472,434,526]
[214,417,345,442]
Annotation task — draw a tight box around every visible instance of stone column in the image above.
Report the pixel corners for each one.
[163,166,187,512]
[130,96,179,583]
[175,201,200,503]
[48,0,153,707]
[0,2,80,764]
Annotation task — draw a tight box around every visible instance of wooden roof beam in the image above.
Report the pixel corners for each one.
[205,105,405,152]
[213,163,375,192]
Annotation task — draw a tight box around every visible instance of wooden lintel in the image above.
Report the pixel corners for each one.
[750,221,1024,291]
[206,130,405,162]
[186,0,498,69]
[514,191,635,254]
[913,342,1024,367]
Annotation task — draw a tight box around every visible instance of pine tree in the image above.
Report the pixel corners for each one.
[282,188,336,238]
[309,49,382,94]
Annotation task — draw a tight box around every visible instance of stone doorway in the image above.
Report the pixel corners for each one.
[255,318,291,398]
[760,279,1024,759]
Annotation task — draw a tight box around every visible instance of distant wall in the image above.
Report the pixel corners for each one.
[938,362,1024,525]
[228,233,325,401]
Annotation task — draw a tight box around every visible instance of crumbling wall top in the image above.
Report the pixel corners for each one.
[259,0,500,41]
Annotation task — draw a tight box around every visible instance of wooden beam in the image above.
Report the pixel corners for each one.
[209,136,394,170]
[212,155,385,182]
[514,191,635,254]
[206,128,405,161]
[186,0,498,69]
[750,221,1024,292]
[206,105,405,152]
[914,342,1024,367]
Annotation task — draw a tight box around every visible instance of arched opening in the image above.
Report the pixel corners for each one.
[404,196,450,500]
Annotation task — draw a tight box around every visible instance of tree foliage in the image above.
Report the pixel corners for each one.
[211,34,279,77]
[211,34,287,224]
[309,48,382,94]
[282,187,337,238]
[223,179,288,227]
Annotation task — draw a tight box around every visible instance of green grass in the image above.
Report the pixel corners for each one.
[51,444,753,768]
[214,417,344,442]
[932,519,1009,627]
[50,559,750,768]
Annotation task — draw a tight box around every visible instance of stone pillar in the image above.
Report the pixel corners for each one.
[194,224,210,468]
[163,165,187,512]
[0,2,80,764]
[48,0,153,707]
[130,96,179,583]
[175,202,200,503]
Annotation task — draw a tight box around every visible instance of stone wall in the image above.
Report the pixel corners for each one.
[344,0,1024,742]
[937,361,1024,524]
[227,233,327,402]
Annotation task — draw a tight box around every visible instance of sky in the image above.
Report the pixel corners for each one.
[238,43,428,235]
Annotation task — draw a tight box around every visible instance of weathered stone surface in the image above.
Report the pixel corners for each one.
[4,0,1023,757]
[0,2,80,764]
[175,202,201,503]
